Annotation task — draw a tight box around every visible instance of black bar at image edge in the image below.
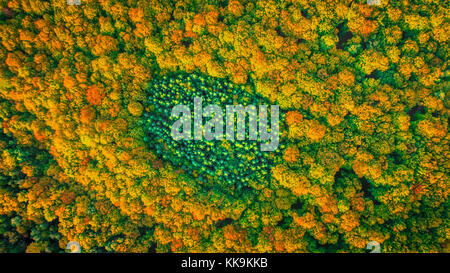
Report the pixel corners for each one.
[0,253,445,272]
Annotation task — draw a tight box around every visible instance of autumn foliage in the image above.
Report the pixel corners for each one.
[0,0,448,253]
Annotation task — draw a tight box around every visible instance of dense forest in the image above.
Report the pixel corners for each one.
[0,0,448,253]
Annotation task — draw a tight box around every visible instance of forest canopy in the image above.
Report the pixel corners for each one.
[0,0,448,253]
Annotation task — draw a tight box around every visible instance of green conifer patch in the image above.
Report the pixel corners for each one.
[142,73,284,190]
